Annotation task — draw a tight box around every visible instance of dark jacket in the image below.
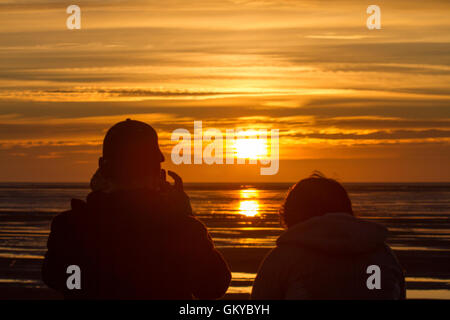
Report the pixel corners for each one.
[42,189,231,299]
[251,213,405,300]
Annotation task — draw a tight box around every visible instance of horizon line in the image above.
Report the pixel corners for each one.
[1,181,450,184]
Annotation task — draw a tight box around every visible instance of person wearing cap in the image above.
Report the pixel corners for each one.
[42,119,231,299]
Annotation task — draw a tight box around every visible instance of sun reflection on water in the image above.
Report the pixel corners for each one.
[238,189,260,217]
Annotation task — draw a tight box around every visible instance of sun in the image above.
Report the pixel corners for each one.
[234,134,268,160]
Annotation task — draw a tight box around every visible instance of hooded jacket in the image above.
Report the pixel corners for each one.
[42,189,231,299]
[251,213,405,300]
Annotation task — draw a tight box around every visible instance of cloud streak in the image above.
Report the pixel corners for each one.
[0,0,449,181]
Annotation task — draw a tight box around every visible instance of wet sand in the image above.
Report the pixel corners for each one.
[1,226,449,300]
[1,247,450,300]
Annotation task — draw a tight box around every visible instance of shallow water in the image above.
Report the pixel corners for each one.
[0,182,449,299]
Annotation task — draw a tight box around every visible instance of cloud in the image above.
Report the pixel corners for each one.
[305,34,368,40]
[0,0,449,181]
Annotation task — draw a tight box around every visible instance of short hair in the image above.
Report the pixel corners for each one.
[280,172,353,228]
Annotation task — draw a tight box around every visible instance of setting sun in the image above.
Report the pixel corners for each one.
[234,136,268,160]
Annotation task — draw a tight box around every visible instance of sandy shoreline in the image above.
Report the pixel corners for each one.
[1,206,449,299]
[1,246,449,300]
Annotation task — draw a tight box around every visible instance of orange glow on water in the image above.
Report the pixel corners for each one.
[238,189,260,217]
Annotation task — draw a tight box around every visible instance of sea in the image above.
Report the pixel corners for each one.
[0,182,449,299]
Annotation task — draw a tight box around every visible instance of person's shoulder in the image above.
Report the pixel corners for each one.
[169,214,215,245]
[259,244,310,274]
[50,198,87,229]
[179,214,208,233]
[49,210,71,234]
[378,243,404,268]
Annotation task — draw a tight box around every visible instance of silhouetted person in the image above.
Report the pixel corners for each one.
[251,173,405,299]
[42,119,231,299]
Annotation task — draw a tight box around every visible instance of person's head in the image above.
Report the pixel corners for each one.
[98,119,165,187]
[280,172,353,228]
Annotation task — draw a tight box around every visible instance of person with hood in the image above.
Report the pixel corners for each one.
[251,173,405,300]
[42,119,231,299]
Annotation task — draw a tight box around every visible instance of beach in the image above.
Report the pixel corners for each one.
[0,183,449,299]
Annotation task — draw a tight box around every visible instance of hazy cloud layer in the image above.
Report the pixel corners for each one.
[0,0,449,181]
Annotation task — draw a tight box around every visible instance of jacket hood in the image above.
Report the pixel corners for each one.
[277,213,388,254]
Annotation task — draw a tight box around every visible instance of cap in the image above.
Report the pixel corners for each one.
[102,119,161,162]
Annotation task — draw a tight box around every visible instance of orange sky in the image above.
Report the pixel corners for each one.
[0,0,449,182]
